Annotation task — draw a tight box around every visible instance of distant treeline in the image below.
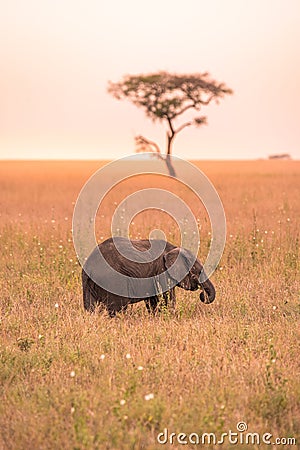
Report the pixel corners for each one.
[268,153,291,160]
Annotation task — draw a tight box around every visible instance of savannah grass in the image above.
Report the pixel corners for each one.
[0,161,299,449]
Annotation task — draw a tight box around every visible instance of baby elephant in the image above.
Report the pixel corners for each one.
[82,237,215,317]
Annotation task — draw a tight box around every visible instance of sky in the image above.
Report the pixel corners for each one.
[0,0,300,160]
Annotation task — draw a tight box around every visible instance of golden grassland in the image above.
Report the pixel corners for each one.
[0,160,299,450]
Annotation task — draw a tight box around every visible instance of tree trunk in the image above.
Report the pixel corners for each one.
[165,154,177,177]
[164,133,177,177]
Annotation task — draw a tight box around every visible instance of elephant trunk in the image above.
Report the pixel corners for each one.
[199,278,216,304]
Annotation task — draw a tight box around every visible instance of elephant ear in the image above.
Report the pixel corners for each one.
[164,248,189,283]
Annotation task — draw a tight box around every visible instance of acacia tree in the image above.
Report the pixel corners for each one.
[108,71,233,176]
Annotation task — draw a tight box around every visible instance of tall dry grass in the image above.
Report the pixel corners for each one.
[0,160,299,449]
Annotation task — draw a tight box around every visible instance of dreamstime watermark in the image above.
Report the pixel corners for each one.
[72,154,226,298]
[157,422,297,446]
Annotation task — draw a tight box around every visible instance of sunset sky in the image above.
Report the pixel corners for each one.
[1,0,300,160]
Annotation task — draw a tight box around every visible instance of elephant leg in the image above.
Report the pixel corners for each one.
[83,292,95,312]
[167,288,176,310]
[145,290,176,314]
[161,288,176,311]
[107,296,128,318]
[145,296,159,314]
[83,281,97,312]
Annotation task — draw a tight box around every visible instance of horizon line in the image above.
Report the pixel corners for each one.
[0,157,299,162]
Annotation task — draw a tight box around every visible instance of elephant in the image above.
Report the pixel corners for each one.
[82,237,215,317]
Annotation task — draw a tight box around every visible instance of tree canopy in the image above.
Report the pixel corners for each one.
[108,71,233,176]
